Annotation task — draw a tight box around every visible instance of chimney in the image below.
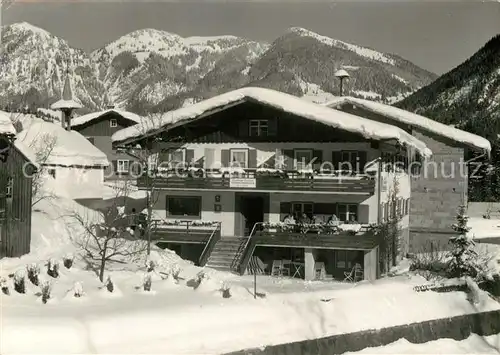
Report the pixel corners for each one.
[335,69,350,96]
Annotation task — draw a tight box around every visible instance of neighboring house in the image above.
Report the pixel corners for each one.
[71,108,142,180]
[16,118,109,200]
[324,96,491,252]
[0,112,38,257]
[112,87,432,281]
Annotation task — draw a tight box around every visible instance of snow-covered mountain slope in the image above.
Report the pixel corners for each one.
[0,22,435,115]
[0,22,106,112]
[91,28,269,109]
[151,27,437,113]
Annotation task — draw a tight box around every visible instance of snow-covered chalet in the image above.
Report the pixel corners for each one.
[325,97,491,252]
[112,87,433,281]
[0,112,38,257]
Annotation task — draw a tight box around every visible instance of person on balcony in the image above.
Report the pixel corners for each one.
[283,214,296,225]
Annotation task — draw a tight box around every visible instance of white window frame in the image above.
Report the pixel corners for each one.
[249,119,269,137]
[338,203,358,223]
[294,149,313,170]
[230,149,249,169]
[110,119,118,128]
[117,159,130,173]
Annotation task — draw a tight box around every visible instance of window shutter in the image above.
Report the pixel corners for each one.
[332,151,341,171]
[248,149,257,169]
[221,149,230,168]
[358,151,367,173]
[313,150,323,170]
[283,150,294,171]
[131,160,141,176]
[238,120,249,137]
[204,148,215,170]
[268,118,278,136]
[185,149,194,166]
[159,149,169,163]
[112,160,117,174]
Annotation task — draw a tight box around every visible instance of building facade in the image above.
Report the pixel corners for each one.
[113,88,430,281]
[71,109,141,180]
[325,97,491,252]
[0,114,38,258]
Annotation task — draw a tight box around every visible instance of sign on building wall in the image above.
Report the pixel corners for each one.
[230,178,256,188]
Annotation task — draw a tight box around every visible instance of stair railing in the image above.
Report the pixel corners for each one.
[237,222,263,275]
[199,222,221,267]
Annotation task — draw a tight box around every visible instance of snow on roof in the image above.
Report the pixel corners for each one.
[71,109,142,128]
[16,118,109,167]
[0,111,16,135]
[51,99,83,110]
[112,87,432,157]
[324,96,491,153]
[13,139,40,170]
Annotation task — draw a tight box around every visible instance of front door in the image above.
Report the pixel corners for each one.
[237,195,265,236]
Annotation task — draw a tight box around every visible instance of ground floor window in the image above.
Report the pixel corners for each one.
[166,196,202,218]
[338,203,357,223]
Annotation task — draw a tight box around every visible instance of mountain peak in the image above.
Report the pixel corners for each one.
[7,22,51,37]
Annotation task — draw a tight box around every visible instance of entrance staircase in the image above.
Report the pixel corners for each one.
[205,237,248,273]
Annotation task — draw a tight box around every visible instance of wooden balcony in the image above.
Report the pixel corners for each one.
[137,169,375,194]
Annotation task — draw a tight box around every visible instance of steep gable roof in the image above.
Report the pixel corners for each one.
[71,109,142,128]
[112,87,432,157]
[0,111,16,136]
[324,96,491,153]
[17,118,109,167]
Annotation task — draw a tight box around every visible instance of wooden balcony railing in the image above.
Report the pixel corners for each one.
[137,169,375,194]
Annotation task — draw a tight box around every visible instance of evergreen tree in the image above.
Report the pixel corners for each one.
[448,205,478,278]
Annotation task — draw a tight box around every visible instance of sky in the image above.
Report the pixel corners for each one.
[3,0,500,74]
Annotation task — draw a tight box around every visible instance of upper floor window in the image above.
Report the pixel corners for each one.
[294,149,313,170]
[340,151,360,171]
[230,149,248,169]
[117,159,130,173]
[249,120,269,137]
[292,202,314,220]
[110,119,118,128]
[166,196,201,218]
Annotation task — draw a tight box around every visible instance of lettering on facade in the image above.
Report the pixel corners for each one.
[230,178,257,188]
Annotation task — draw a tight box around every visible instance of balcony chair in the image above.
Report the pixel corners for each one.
[344,263,363,282]
[270,260,290,277]
[314,262,326,280]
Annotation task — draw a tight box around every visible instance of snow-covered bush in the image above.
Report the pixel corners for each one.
[466,276,483,305]
[47,259,60,278]
[72,282,84,298]
[0,276,9,295]
[63,253,74,269]
[143,274,152,292]
[105,276,114,293]
[13,270,26,294]
[195,270,207,287]
[220,283,231,298]
[40,280,52,304]
[27,263,40,286]
[448,205,478,278]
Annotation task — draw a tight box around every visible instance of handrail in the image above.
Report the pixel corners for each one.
[199,222,221,266]
[238,221,264,275]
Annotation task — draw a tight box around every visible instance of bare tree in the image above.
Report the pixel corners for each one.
[71,181,148,282]
[116,112,173,255]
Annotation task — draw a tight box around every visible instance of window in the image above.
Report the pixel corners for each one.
[249,120,268,137]
[168,149,185,168]
[110,119,117,128]
[6,177,13,198]
[340,151,360,171]
[117,160,130,173]
[335,250,361,269]
[338,204,358,223]
[166,196,201,218]
[86,137,95,145]
[230,149,248,169]
[48,169,56,179]
[292,202,314,220]
[294,149,313,170]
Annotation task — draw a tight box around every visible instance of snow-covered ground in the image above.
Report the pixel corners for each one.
[469,217,500,241]
[347,333,500,354]
[2,182,500,354]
